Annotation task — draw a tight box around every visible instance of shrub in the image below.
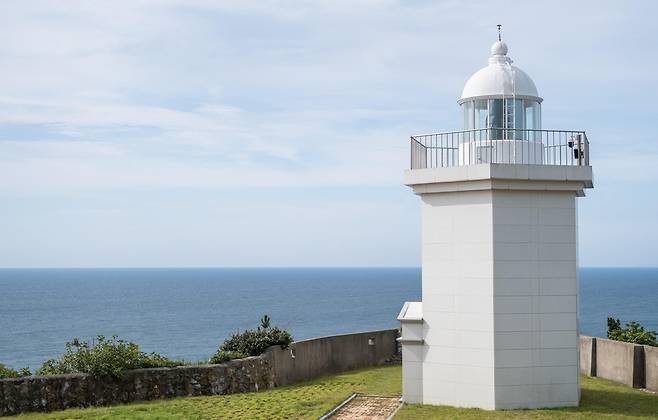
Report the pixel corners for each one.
[36,359,68,376]
[209,350,247,364]
[140,352,182,369]
[607,317,658,346]
[35,335,180,378]
[218,315,292,357]
[0,363,30,379]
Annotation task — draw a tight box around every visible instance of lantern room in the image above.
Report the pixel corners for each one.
[459,40,542,138]
[408,33,589,169]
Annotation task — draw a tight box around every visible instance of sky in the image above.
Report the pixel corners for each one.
[1,0,657,268]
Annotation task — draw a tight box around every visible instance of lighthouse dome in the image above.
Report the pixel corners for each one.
[458,41,541,104]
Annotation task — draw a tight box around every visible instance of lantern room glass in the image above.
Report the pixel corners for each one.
[461,98,541,141]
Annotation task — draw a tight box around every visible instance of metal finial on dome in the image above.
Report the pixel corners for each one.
[490,25,508,57]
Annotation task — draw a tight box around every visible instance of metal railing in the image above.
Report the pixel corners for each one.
[410,128,590,169]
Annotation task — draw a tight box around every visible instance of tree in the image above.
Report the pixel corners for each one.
[607,317,657,346]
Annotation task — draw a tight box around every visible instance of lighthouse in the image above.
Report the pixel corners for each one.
[398,34,593,410]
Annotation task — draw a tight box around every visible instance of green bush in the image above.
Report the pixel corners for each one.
[0,363,30,379]
[607,317,658,346]
[209,350,247,364]
[35,335,181,378]
[140,352,182,369]
[218,315,292,357]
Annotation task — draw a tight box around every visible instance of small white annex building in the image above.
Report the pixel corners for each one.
[398,34,593,410]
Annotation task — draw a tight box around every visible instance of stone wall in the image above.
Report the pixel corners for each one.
[267,329,399,387]
[579,335,656,392]
[1,356,273,417]
[0,329,399,416]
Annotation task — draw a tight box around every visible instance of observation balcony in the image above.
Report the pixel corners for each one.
[410,128,590,170]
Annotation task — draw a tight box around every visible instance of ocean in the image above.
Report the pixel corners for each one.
[0,267,656,370]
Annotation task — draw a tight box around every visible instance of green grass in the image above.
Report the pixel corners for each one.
[396,376,658,419]
[15,366,658,419]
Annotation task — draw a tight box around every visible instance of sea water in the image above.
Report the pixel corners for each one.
[0,267,656,370]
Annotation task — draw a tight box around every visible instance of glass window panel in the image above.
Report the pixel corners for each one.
[533,102,541,142]
[489,99,504,139]
[503,98,510,138]
[524,100,542,141]
[462,101,474,142]
[534,102,541,130]
[475,100,488,131]
[514,99,524,129]
[512,99,524,140]
[489,99,504,128]
[524,100,535,142]
[524,100,535,130]
[463,101,474,130]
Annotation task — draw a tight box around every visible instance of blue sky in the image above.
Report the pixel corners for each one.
[1,0,657,267]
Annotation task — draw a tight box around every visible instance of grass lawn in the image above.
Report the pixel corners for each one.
[15,366,658,419]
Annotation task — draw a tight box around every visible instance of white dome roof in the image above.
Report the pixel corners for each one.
[459,41,542,104]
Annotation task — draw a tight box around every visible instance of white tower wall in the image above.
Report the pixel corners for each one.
[421,189,496,408]
[400,164,592,409]
[491,190,579,408]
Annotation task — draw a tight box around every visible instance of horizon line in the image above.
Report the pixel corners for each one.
[1,265,657,270]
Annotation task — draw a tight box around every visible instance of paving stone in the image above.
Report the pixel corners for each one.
[329,394,401,420]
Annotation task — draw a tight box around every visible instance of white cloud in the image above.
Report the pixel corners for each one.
[1,1,658,266]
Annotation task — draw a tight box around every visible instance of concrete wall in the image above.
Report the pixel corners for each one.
[579,336,655,391]
[0,356,273,417]
[594,338,643,388]
[644,345,658,392]
[398,309,423,404]
[579,336,596,377]
[401,341,423,404]
[267,329,398,387]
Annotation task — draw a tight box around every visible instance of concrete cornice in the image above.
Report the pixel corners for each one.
[404,164,593,197]
[397,301,423,322]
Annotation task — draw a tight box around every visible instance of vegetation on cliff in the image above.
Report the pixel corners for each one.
[1,315,292,379]
[35,335,181,378]
[607,317,657,346]
[210,315,293,364]
[0,363,30,379]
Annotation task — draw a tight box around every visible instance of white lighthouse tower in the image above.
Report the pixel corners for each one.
[398,33,593,410]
